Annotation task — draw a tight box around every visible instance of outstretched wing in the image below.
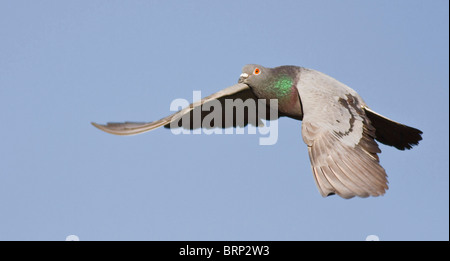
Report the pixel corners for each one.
[92,83,279,135]
[297,69,388,199]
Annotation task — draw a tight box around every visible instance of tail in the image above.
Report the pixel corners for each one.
[363,107,423,150]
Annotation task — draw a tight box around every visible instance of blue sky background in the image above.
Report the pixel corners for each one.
[0,0,448,241]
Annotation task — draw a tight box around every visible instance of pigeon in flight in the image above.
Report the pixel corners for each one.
[92,65,423,199]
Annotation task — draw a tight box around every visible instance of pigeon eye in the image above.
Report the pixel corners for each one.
[253,68,261,75]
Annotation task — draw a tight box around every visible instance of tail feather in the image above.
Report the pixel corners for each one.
[364,107,423,150]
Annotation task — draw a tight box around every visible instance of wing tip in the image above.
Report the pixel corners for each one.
[91,121,134,136]
[91,121,118,135]
[322,188,388,199]
[91,122,102,128]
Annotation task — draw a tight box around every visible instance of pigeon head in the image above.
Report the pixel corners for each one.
[238,64,268,86]
[238,64,300,98]
[238,64,302,116]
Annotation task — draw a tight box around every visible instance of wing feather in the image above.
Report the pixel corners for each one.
[92,83,271,135]
[298,68,388,198]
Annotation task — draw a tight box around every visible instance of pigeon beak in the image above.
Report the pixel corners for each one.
[238,73,249,83]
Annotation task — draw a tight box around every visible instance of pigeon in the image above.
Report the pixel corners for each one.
[92,64,423,199]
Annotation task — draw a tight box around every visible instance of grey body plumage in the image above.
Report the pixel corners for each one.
[92,64,423,199]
